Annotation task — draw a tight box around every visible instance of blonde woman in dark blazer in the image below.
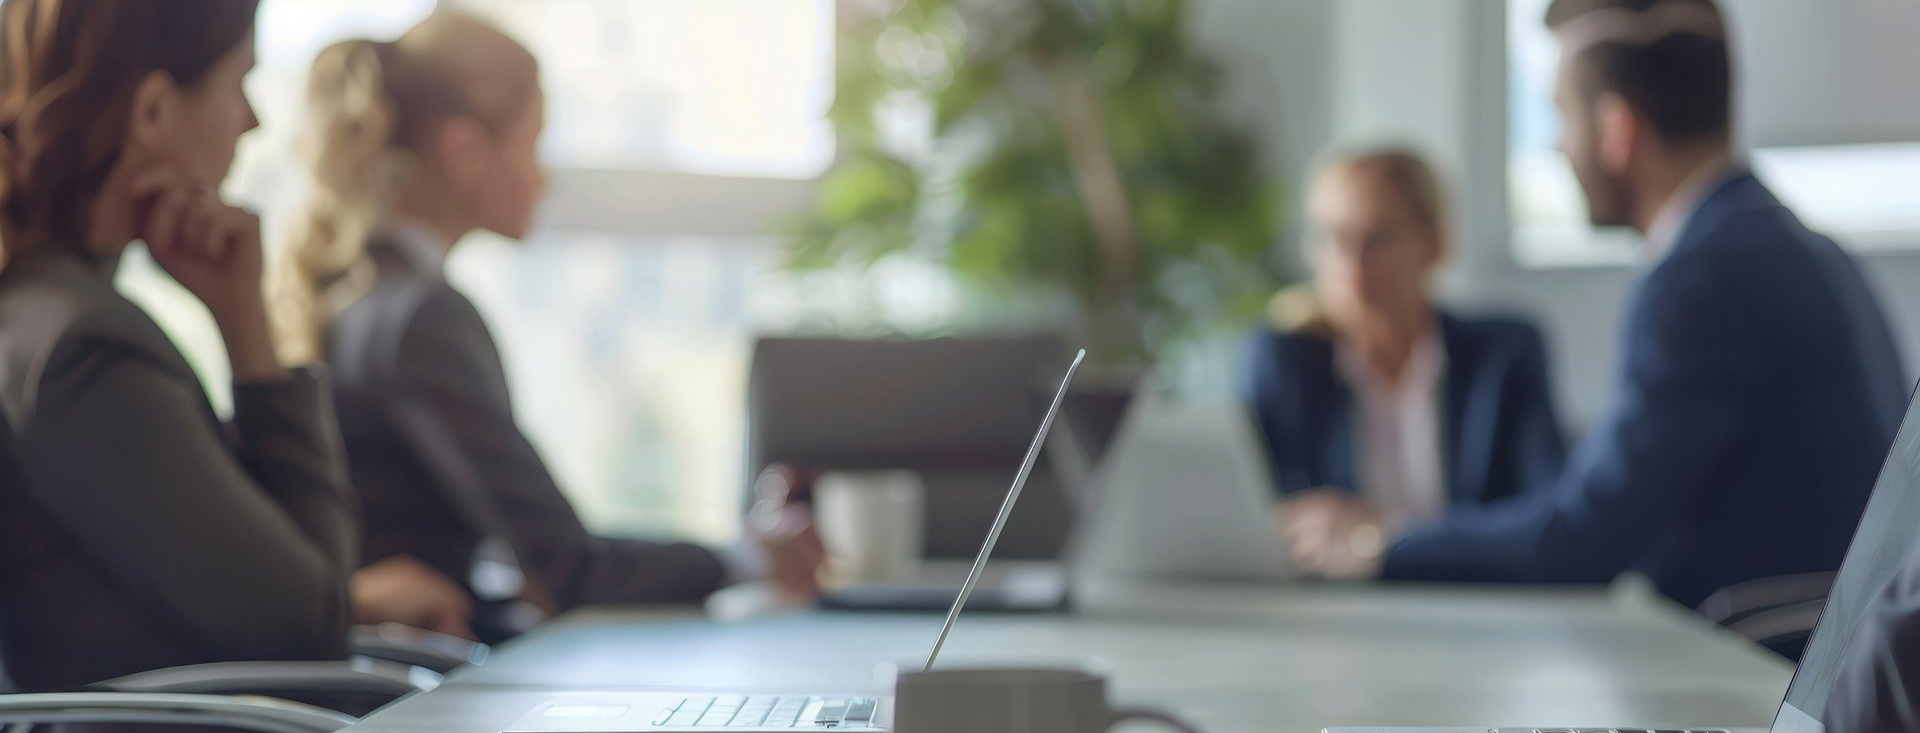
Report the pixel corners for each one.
[1244,148,1567,577]
[271,14,822,639]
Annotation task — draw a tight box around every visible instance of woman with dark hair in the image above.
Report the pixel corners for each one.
[0,0,400,691]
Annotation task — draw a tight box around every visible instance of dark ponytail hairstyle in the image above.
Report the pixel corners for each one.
[0,0,259,267]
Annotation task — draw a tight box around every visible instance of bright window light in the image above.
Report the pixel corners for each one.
[461,0,836,179]
[1751,144,1920,249]
[1507,0,1920,267]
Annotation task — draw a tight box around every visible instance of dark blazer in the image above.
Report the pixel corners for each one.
[0,252,356,691]
[1384,172,1909,609]
[325,234,725,618]
[1826,537,1920,732]
[1238,313,1567,507]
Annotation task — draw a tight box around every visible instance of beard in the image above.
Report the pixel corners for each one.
[1569,151,1633,229]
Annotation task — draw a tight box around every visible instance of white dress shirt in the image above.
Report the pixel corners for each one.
[1644,157,1739,263]
[376,216,452,272]
[1337,329,1447,533]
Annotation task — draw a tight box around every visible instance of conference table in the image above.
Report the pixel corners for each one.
[346,580,1794,733]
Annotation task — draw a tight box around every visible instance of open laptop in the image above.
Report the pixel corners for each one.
[1075,393,1293,581]
[1327,384,1920,733]
[506,351,1085,732]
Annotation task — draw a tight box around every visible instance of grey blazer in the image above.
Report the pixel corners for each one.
[324,235,723,619]
[0,252,357,692]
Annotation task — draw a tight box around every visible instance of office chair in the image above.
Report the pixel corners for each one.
[1697,571,1836,660]
[0,692,355,733]
[350,624,489,674]
[745,334,1079,561]
[89,658,438,717]
[0,659,407,732]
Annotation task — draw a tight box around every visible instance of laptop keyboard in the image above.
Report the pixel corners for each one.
[1514,729,1730,733]
[651,696,876,728]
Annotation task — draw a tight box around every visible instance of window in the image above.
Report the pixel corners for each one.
[460,0,834,179]
[1507,0,1646,268]
[1506,0,1920,268]
[118,0,848,544]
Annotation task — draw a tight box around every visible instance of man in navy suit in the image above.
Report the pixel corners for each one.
[1281,0,1908,613]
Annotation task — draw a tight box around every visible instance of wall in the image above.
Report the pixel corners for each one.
[1190,0,1338,214]
[1211,0,1920,426]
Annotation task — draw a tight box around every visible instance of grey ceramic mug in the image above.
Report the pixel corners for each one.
[892,668,1199,733]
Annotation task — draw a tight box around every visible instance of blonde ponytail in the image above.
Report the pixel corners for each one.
[271,13,541,366]
[270,39,406,366]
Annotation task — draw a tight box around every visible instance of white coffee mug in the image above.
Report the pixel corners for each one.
[892,668,1200,733]
[813,469,925,587]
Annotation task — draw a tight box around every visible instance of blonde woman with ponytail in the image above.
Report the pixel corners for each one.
[276,13,823,640]
[272,37,407,368]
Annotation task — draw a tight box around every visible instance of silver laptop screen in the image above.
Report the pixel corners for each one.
[922,350,1084,672]
[1776,389,1920,732]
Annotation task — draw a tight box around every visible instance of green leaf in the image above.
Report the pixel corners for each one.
[815,153,917,226]
[786,0,1295,369]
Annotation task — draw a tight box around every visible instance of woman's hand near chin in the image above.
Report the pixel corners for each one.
[131,165,285,382]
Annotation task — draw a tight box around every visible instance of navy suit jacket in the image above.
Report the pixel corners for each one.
[1239,313,1568,508]
[1384,173,1909,609]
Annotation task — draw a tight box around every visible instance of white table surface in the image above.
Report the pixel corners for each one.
[347,580,1793,733]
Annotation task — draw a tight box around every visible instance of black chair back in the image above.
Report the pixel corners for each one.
[746,335,1076,560]
[1697,571,1837,660]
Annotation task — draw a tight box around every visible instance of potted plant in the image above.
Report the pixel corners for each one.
[785,0,1286,382]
